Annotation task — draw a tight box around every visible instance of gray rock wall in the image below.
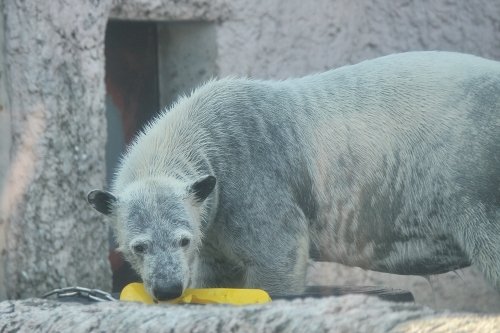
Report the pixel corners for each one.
[216,0,500,78]
[1,0,113,298]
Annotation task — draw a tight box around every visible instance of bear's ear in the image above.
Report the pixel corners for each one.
[188,175,216,204]
[87,190,117,215]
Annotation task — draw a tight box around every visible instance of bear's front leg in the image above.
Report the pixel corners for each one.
[243,232,310,295]
[237,206,311,295]
[190,253,246,289]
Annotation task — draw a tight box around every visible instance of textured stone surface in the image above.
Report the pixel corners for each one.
[0,296,436,333]
[1,296,499,333]
[1,0,114,298]
[109,0,230,21]
[393,316,500,333]
[216,0,500,79]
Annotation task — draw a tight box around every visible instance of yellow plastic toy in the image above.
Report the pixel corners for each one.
[120,282,272,305]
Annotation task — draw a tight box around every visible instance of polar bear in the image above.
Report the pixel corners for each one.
[88,51,500,301]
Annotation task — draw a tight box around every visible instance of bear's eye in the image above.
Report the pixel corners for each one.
[132,243,148,255]
[180,238,190,247]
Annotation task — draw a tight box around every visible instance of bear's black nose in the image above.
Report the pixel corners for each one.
[153,283,183,301]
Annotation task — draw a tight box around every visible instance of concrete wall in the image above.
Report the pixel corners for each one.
[1,0,114,299]
[1,0,499,313]
[216,0,500,78]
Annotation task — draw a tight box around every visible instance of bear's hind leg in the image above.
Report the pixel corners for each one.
[455,208,500,291]
[239,206,310,295]
[243,231,310,296]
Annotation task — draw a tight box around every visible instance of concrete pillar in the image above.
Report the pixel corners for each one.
[1,0,113,299]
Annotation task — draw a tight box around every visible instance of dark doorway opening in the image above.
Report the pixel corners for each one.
[104,18,218,293]
[105,20,160,292]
